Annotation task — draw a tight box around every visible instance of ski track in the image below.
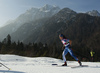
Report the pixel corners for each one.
[0,54,100,73]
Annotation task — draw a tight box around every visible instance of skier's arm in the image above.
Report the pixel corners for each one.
[69,40,72,45]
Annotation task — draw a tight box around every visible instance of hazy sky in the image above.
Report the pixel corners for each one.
[0,0,100,27]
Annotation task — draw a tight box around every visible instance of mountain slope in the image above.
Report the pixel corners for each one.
[63,13,100,50]
[17,8,77,44]
[11,17,50,42]
[0,4,60,41]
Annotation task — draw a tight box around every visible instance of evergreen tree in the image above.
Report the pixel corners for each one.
[7,34,11,46]
[2,38,7,44]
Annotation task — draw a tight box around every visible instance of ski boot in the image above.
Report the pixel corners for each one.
[78,60,82,66]
[62,62,67,66]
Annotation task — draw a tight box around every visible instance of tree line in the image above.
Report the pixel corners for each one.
[0,34,99,62]
[0,34,62,58]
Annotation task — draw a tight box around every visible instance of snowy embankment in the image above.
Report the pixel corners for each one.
[0,54,100,73]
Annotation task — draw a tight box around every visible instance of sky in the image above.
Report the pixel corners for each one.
[0,0,100,27]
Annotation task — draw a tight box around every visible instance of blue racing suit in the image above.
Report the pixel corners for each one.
[61,39,78,62]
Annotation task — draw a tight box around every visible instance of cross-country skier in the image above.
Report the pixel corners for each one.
[59,34,82,66]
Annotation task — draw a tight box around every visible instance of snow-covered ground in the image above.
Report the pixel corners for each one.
[0,54,100,73]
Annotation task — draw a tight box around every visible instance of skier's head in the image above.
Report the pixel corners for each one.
[59,34,63,37]
[59,34,66,40]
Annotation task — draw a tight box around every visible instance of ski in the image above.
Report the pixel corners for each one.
[71,65,88,68]
[52,64,88,68]
[52,64,77,67]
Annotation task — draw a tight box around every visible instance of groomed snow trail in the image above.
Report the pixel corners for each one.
[0,54,100,73]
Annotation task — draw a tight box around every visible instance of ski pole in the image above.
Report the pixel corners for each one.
[0,63,11,70]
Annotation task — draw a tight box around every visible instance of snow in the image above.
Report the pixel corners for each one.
[86,10,100,16]
[0,54,100,73]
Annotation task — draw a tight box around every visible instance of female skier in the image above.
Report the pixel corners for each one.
[59,34,82,66]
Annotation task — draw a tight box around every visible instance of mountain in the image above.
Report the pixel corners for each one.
[11,17,50,42]
[10,8,77,44]
[17,4,60,23]
[86,10,100,16]
[63,13,100,50]
[11,8,100,52]
[0,4,60,40]
[0,5,100,52]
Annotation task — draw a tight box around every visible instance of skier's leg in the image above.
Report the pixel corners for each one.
[62,48,68,62]
[62,48,68,66]
[68,48,82,66]
[68,48,78,61]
